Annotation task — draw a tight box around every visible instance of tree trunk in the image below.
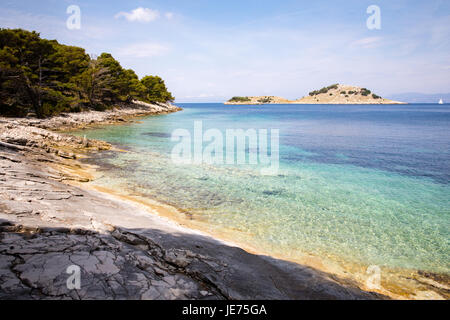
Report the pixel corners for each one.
[37,56,42,112]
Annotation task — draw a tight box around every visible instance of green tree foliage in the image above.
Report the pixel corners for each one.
[0,29,174,118]
[257,97,272,104]
[73,59,113,110]
[361,88,371,96]
[228,96,251,102]
[139,75,174,103]
[309,84,339,96]
[0,29,60,117]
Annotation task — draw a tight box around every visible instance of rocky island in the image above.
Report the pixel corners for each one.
[224,96,296,105]
[224,84,406,105]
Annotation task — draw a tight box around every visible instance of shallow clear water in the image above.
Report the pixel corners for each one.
[72,104,450,274]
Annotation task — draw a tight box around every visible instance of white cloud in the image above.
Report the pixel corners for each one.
[115,7,160,23]
[118,43,169,58]
[351,37,383,49]
[165,12,174,20]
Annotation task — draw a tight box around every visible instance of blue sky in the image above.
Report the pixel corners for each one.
[0,0,449,102]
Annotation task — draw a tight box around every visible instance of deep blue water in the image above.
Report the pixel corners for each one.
[176,103,450,184]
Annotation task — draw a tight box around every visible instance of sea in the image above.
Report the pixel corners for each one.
[71,103,450,282]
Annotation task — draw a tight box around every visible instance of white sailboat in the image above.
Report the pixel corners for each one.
[438,98,443,104]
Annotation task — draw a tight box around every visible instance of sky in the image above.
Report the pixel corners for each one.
[0,0,449,102]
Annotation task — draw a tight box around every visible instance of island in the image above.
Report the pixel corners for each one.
[224,84,406,105]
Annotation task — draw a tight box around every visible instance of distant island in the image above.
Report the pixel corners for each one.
[225,84,406,105]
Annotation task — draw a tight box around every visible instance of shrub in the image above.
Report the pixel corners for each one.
[309,84,339,96]
[327,84,339,90]
[361,88,371,96]
[229,96,251,102]
[258,97,272,103]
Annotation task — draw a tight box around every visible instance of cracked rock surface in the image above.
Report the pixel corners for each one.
[0,116,385,300]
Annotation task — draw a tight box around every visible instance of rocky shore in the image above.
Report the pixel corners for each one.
[0,102,388,300]
[11,100,182,131]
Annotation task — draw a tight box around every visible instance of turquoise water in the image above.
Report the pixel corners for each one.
[73,104,450,274]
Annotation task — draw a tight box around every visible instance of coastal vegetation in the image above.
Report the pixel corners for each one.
[257,97,273,103]
[0,29,174,118]
[361,88,371,96]
[309,84,339,96]
[225,95,293,105]
[228,96,251,103]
